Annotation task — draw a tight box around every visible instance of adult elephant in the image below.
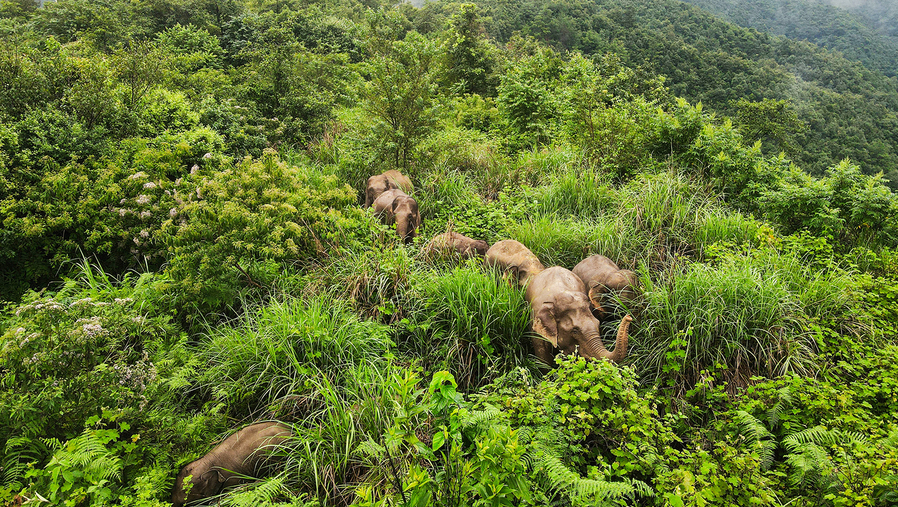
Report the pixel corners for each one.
[365,170,413,207]
[373,189,421,243]
[484,239,545,287]
[171,422,292,507]
[572,255,639,319]
[525,266,632,366]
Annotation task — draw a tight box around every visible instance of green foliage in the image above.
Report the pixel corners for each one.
[408,264,532,388]
[162,150,365,314]
[5,3,898,506]
[440,3,498,96]
[636,246,856,388]
[24,422,136,507]
[358,29,438,171]
[656,441,779,506]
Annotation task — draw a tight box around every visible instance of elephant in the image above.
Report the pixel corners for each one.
[365,170,413,208]
[171,422,292,507]
[484,239,545,287]
[525,266,632,366]
[423,231,490,259]
[572,255,639,319]
[373,189,421,243]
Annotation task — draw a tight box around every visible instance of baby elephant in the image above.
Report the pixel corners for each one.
[572,255,639,319]
[172,422,292,507]
[423,231,489,259]
[365,170,413,207]
[373,189,421,243]
[484,239,545,287]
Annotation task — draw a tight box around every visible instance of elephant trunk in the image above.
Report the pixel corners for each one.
[580,315,632,363]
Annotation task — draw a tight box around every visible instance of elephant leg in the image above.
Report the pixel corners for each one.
[532,336,555,368]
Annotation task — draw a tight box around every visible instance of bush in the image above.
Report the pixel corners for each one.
[634,247,857,389]
[0,263,183,492]
[161,150,366,315]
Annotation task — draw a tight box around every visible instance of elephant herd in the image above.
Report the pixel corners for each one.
[365,169,638,368]
[171,170,639,505]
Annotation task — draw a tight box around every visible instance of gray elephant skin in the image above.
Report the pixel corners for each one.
[171,422,292,506]
[572,255,639,319]
[373,189,421,243]
[525,266,632,366]
[365,170,413,207]
[484,239,545,287]
[424,231,489,259]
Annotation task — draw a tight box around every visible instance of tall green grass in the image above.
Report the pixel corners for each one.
[200,295,420,503]
[407,264,534,389]
[632,250,857,388]
[201,296,394,416]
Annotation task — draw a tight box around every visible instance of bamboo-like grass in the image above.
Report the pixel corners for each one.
[200,295,423,503]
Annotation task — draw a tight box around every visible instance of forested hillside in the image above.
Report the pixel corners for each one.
[475,0,898,184]
[819,0,898,40]
[678,0,898,77]
[3,0,898,505]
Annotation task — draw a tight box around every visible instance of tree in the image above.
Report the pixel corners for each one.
[440,3,498,96]
[731,98,806,157]
[360,30,437,171]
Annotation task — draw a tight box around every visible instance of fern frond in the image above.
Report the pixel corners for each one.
[574,478,633,500]
[354,438,385,459]
[626,477,655,498]
[223,475,288,507]
[3,436,43,488]
[538,451,580,492]
[462,404,502,428]
[783,426,840,451]
[734,410,773,442]
[784,442,834,490]
[734,410,776,470]
[766,386,792,428]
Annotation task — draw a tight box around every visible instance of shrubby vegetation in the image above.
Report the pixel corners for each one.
[2,0,898,505]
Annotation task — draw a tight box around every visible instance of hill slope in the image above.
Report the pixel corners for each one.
[477,0,898,184]
[679,0,898,77]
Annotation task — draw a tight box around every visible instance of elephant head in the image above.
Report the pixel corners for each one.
[393,194,421,243]
[526,267,631,365]
[365,170,413,207]
[572,255,639,318]
[373,189,420,243]
[172,460,225,507]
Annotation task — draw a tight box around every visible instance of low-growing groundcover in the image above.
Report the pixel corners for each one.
[3,1,898,505]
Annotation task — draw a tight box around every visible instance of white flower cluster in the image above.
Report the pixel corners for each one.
[76,316,105,338]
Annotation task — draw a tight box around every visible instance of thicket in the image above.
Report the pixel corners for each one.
[2,0,898,506]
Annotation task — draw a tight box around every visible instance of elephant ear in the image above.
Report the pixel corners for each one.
[532,302,558,348]
[391,196,402,212]
[587,284,605,313]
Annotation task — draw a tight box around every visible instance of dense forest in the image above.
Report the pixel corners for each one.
[2,0,898,505]
[474,0,898,184]
[819,0,898,41]
[677,0,898,77]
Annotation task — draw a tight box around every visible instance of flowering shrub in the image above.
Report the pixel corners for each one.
[161,149,370,314]
[0,270,179,491]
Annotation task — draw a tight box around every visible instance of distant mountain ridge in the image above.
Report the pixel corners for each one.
[678,0,898,77]
[476,0,898,184]
[819,0,898,39]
